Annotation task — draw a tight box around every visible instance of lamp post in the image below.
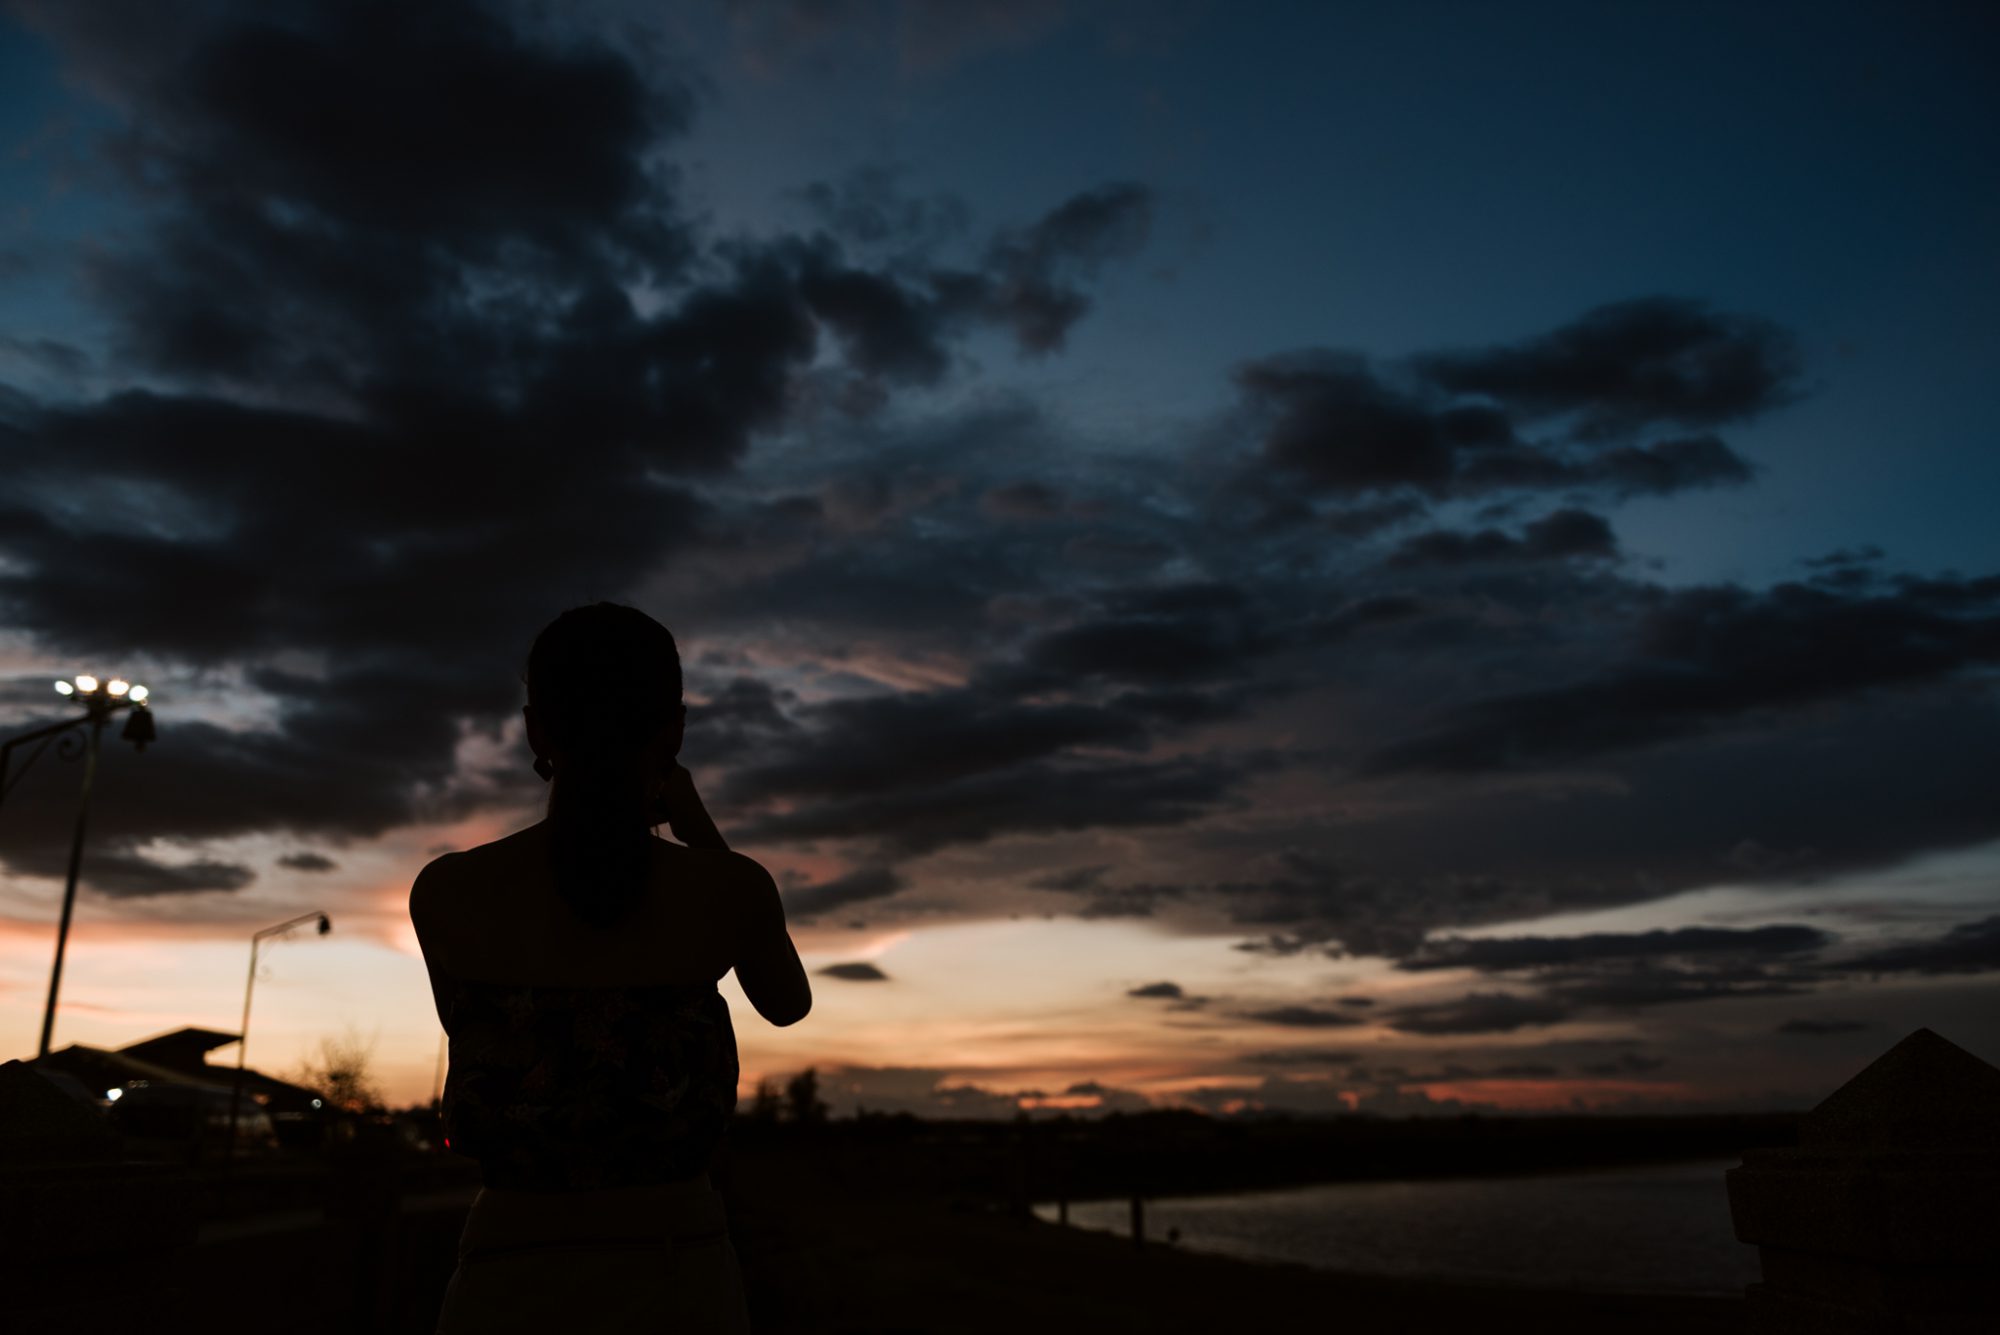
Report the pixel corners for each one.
[0,674,157,1059]
[226,911,332,1164]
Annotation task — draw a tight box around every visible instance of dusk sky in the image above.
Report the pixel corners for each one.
[2,0,1996,1116]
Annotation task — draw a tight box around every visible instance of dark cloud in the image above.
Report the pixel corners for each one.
[1017,610,1255,685]
[1385,992,1573,1035]
[1412,297,1801,441]
[691,641,1274,863]
[1485,1063,1562,1079]
[276,851,338,873]
[1804,546,1885,570]
[1388,508,1618,569]
[1776,1018,1871,1036]
[792,164,972,255]
[1243,1049,1358,1066]
[1029,864,1110,893]
[987,585,1416,709]
[682,676,806,768]
[0,708,476,897]
[794,248,955,385]
[784,867,907,920]
[1055,1079,1155,1112]
[0,335,90,379]
[1542,961,1814,1009]
[53,850,257,898]
[1358,1061,1565,1083]
[1236,301,1785,504]
[1590,434,1755,496]
[718,689,1147,805]
[1389,925,1828,1016]
[75,1,694,400]
[1239,351,1468,495]
[1207,849,1575,961]
[1577,1052,1668,1076]
[1240,1005,1365,1029]
[1397,924,1832,972]
[1364,577,2000,775]
[2,0,1993,1032]
[942,182,1152,354]
[1839,916,2000,975]
[0,0,1157,896]
[979,480,1070,521]
[1128,975,1200,1007]
[818,961,890,982]
[1321,497,1427,537]
[775,185,1153,386]
[739,752,1251,857]
[1031,865,1188,922]
[1246,685,2000,958]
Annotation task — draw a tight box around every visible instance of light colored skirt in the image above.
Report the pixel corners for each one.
[435,1172,751,1333]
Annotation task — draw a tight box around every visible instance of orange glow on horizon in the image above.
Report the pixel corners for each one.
[1413,1078,1700,1111]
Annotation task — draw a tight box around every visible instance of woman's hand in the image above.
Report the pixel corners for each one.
[655,761,729,851]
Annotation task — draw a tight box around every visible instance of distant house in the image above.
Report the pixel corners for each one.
[35,1026,330,1156]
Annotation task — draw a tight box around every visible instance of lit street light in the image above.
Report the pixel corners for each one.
[226,911,333,1163]
[0,674,158,1058]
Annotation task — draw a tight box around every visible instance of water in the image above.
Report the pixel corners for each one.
[1034,1158,1759,1295]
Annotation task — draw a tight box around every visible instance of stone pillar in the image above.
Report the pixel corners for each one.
[1726,1027,2000,1333]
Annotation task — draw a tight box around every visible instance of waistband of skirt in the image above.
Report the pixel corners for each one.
[473,1169,718,1213]
[460,1171,726,1255]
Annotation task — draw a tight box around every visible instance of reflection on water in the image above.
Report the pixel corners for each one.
[1034,1158,1758,1295]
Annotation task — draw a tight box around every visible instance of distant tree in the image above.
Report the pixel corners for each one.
[288,1029,387,1114]
[785,1067,829,1124]
[748,1078,782,1123]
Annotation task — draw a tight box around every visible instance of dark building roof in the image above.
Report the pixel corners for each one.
[39,1044,227,1095]
[0,1059,120,1164]
[118,1026,242,1071]
[37,1027,325,1111]
[1802,1026,2000,1152]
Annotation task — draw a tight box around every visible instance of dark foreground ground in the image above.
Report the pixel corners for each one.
[8,1119,1759,1333]
[719,1144,1745,1335]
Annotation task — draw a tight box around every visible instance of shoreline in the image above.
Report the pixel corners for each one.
[1029,1157,1751,1304]
[1032,1145,1743,1204]
[722,1149,1748,1333]
[1035,1208,1747,1300]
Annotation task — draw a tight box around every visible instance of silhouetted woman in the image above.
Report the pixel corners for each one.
[411,603,810,1333]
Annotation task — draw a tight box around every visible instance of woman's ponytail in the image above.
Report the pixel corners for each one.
[524,604,682,930]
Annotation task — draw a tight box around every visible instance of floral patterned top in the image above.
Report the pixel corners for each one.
[440,978,738,1192]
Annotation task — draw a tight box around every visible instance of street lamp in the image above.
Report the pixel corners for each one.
[0,674,158,1058]
[226,911,333,1163]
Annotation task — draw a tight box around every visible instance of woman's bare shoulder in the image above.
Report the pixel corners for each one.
[407,850,464,942]
[409,828,532,909]
[710,845,778,890]
[651,839,769,885]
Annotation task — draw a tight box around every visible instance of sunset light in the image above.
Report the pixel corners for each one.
[2,2,1994,1327]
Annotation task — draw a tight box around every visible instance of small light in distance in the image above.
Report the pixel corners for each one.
[74,675,98,693]
[105,1087,124,1101]
[129,685,149,702]
[54,680,74,695]
[107,679,129,696]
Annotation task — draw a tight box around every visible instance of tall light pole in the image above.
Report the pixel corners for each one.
[0,674,158,1058]
[226,911,332,1163]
